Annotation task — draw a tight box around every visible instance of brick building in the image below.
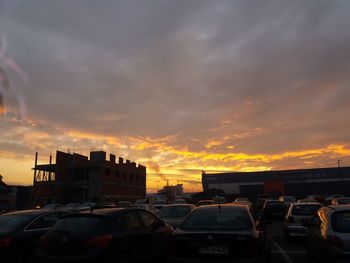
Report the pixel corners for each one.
[31,151,146,205]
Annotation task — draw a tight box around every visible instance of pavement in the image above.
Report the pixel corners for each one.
[266,220,311,263]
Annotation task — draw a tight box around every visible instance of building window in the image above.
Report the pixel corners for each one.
[130,174,134,181]
[136,175,139,181]
[115,171,120,178]
[123,173,127,180]
[105,169,111,176]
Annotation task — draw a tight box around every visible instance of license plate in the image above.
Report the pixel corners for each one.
[199,246,229,255]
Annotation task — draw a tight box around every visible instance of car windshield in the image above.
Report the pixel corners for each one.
[0,214,33,232]
[292,205,322,216]
[284,197,296,202]
[159,206,191,218]
[180,207,252,231]
[52,216,105,234]
[266,201,284,207]
[332,211,350,233]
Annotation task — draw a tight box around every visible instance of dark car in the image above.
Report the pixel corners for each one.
[37,208,174,262]
[262,200,287,222]
[159,204,195,228]
[0,209,70,262]
[170,204,270,263]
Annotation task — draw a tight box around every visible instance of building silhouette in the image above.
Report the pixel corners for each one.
[31,151,146,205]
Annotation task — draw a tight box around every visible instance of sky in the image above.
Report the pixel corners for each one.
[0,0,350,193]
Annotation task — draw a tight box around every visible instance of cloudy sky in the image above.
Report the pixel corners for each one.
[0,0,350,192]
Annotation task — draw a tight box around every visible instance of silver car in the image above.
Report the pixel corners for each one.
[283,202,323,240]
[306,205,350,262]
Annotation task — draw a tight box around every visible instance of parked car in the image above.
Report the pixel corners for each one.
[63,203,90,212]
[41,203,64,210]
[159,204,195,229]
[278,196,296,205]
[134,204,158,214]
[283,202,323,241]
[233,198,253,207]
[197,200,214,206]
[262,200,287,222]
[234,197,250,202]
[174,199,186,204]
[116,201,134,208]
[36,208,174,262]
[0,209,70,261]
[331,197,350,206]
[257,194,273,209]
[297,198,318,203]
[170,204,270,262]
[305,205,350,262]
[325,195,345,206]
[213,196,226,204]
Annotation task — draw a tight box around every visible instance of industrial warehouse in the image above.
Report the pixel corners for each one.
[30,151,146,205]
[202,166,350,200]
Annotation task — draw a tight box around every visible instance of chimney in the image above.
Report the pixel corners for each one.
[110,154,116,163]
[119,157,124,164]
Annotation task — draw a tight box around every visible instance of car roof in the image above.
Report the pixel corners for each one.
[1,209,62,216]
[78,207,149,218]
[291,202,322,206]
[328,205,350,211]
[194,204,248,211]
[162,204,194,208]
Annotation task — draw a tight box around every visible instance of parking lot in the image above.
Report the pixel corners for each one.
[266,221,310,263]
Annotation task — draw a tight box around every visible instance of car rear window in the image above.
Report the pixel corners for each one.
[159,206,191,218]
[0,214,33,232]
[180,207,252,231]
[266,201,284,207]
[332,211,350,233]
[52,216,105,234]
[292,205,322,216]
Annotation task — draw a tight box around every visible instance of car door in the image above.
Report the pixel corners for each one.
[18,212,68,254]
[306,212,322,259]
[118,211,150,262]
[137,210,169,259]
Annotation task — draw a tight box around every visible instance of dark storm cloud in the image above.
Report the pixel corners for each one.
[1,0,350,155]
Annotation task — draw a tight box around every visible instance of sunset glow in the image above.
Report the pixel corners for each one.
[1,1,350,193]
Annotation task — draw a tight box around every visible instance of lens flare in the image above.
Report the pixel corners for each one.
[0,34,28,119]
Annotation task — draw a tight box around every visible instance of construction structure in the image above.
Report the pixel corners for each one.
[158,183,184,203]
[202,166,350,201]
[31,151,146,205]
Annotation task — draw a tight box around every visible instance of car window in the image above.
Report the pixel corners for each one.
[332,211,350,233]
[181,208,252,231]
[121,212,143,229]
[26,213,64,230]
[292,205,322,216]
[138,211,158,227]
[0,214,34,232]
[52,216,105,234]
[159,206,192,218]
